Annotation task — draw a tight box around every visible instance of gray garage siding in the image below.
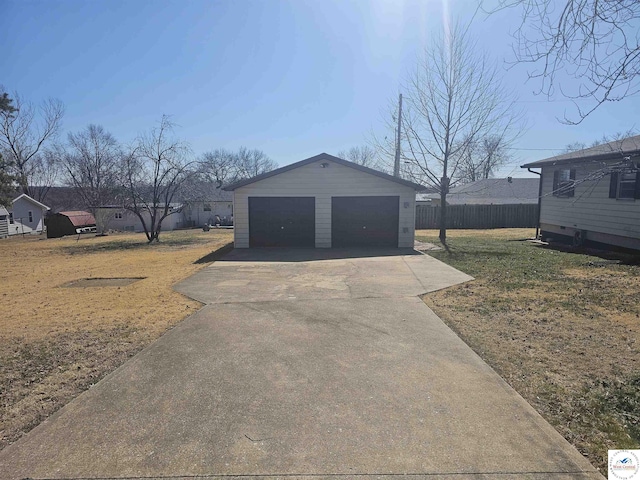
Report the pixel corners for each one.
[540,162,640,240]
[233,159,416,248]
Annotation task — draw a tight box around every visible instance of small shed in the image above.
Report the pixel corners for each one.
[0,206,9,238]
[46,211,97,238]
[224,153,426,248]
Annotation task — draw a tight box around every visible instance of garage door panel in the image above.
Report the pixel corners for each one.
[249,197,315,247]
[332,196,399,247]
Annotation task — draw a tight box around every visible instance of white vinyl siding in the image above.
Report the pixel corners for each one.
[540,162,640,240]
[233,159,416,248]
[9,197,47,235]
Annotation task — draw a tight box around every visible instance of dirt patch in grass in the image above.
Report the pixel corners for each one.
[417,228,640,474]
[0,229,233,450]
[61,277,146,287]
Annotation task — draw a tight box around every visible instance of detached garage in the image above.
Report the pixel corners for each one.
[224,153,425,248]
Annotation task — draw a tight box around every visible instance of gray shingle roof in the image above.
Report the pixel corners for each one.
[522,134,640,168]
[419,178,540,205]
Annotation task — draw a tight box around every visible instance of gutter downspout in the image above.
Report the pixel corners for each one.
[528,168,542,238]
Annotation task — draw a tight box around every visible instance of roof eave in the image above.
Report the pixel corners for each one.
[223,153,428,191]
[12,193,51,210]
[522,149,640,169]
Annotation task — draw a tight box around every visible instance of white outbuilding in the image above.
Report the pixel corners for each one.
[224,153,425,248]
[8,194,50,236]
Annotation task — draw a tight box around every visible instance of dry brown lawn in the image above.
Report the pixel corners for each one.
[0,229,232,451]
[418,228,640,474]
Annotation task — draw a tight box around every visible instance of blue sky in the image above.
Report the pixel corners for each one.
[1,0,638,179]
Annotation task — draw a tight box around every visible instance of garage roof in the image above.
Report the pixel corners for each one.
[223,153,428,191]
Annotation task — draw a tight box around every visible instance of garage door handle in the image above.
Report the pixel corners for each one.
[363,226,366,229]
[281,226,284,229]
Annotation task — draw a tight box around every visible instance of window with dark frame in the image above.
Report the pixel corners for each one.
[203,203,212,211]
[553,168,576,197]
[115,212,123,219]
[9,213,13,224]
[28,211,33,223]
[609,168,640,200]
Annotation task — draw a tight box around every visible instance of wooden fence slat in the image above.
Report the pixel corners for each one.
[415,204,539,229]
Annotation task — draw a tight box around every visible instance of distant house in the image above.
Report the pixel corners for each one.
[0,206,9,238]
[417,178,540,205]
[9,194,50,236]
[46,211,97,238]
[522,135,640,250]
[182,189,234,227]
[95,205,184,233]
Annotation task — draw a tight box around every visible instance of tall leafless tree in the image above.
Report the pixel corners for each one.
[198,146,276,190]
[27,151,61,204]
[234,147,278,180]
[0,92,17,206]
[455,134,511,183]
[0,90,64,196]
[61,125,123,232]
[486,0,640,124]
[336,145,380,169]
[376,24,524,246]
[199,148,238,187]
[121,116,194,243]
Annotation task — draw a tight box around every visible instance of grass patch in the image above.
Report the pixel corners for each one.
[61,231,212,254]
[0,229,233,450]
[418,228,640,474]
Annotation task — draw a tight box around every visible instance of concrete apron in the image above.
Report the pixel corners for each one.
[0,250,603,479]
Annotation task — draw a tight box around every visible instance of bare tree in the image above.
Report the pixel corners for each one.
[0,90,64,195]
[336,145,380,168]
[487,0,640,123]
[61,125,123,232]
[0,93,17,206]
[121,116,194,243]
[198,146,276,191]
[455,135,512,183]
[199,148,238,187]
[376,24,523,246]
[26,151,60,204]
[234,147,278,180]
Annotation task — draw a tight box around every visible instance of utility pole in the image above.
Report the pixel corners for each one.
[393,93,402,177]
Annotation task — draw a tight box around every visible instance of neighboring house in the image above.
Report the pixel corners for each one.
[9,194,50,236]
[224,153,426,248]
[47,211,97,238]
[182,189,234,227]
[0,206,9,238]
[418,178,540,205]
[522,135,640,250]
[96,205,184,233]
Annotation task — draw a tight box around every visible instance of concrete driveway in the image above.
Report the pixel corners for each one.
[0,248,602,479]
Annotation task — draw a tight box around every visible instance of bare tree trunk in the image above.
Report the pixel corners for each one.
[439,175,449,247]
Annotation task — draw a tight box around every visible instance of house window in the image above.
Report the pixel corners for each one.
[552,169,575,197]
[28,211,33,223]
[609,169,640,200]
[115,212,123,219]
[203,203,212,212]
[9,213,13,224]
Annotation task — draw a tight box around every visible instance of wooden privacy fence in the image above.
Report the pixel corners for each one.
[415,204,539,229]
